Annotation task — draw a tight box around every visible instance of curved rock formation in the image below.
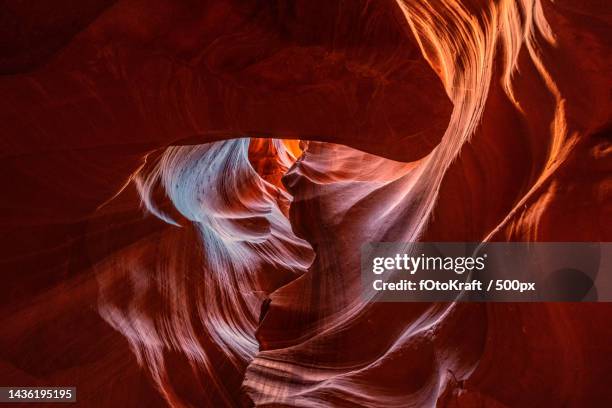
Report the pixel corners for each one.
[0,0,610,407]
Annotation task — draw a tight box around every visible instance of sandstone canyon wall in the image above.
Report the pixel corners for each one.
[0,0,611,407]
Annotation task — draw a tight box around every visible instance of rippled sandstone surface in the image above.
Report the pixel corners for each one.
[0,0,610,407]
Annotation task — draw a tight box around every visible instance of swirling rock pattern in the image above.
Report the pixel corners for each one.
[0,0,610,407]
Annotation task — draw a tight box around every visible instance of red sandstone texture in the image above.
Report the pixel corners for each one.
[0,0,610,407]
